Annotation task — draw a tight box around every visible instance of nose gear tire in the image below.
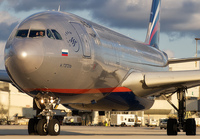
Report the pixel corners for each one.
[37,119,48,136]
[28,118,38,135]
[48,119,60,135]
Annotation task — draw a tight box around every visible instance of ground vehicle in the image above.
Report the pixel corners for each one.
[111,114,135,126]
[160,119,168,129]
[145,119,158,127]
[195,118,200,126]
[0,115,19,125]
[135,116,142,127]
[63,116,82,125]
[0,118,7,125]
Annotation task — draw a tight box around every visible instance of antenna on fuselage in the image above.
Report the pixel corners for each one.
[58,5,61,11]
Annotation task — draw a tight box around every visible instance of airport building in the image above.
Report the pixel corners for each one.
[0,82,69,122]
[0,83,34,120]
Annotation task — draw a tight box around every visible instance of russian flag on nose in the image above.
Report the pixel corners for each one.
[62,49,68,56]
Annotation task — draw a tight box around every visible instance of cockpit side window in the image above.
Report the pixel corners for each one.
[47,29,55,39]
[29,30,45,38]
[16,30,28,38]
[51,29,62,40]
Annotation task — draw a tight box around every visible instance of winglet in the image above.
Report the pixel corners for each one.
[145,0,161,49]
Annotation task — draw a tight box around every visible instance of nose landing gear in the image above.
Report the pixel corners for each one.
[28,93,61,136]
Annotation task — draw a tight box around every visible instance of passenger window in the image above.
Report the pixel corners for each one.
[16,30,28,38]
[29,30,45,37]
[47,29,55,39]
[51,29,62,40]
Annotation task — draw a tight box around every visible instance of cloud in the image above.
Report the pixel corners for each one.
[4,0,108,12]
[163,50,174,58]
[0,22,18,41]
[89,0,151,29]
[0,12,17,24]
[1,0,200,41]
[4,1,200,30]
[3,0,151,29]
[0,41,5,69]
[0,12,19,41]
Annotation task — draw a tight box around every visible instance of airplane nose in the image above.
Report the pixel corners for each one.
[5,40,44,74]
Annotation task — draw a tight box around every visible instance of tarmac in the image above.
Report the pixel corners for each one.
[0,125,200,139]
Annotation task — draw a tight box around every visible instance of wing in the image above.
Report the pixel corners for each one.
[0,44,11,83]
[0,69,12,83]
[168,57,200,64]
[122,70,200,97]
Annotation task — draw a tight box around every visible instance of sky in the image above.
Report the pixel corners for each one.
[0,0,200,59]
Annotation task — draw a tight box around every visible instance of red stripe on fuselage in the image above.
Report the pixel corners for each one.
[30,87,132,94]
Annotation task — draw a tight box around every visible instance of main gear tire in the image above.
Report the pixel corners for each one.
[167,119,177,135]
[186,118,196,135]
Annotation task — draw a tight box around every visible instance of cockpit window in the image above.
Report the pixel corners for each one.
[51,29,62,40]
[47,29,55,39]
[15,29,62,40]
[29,30,45,37]
[16,30,28,38]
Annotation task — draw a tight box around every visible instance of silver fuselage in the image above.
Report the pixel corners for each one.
[5,11,168,111]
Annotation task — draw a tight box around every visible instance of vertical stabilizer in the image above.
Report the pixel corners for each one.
[145,0,161,49]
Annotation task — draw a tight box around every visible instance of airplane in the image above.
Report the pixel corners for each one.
[1,0,200,136]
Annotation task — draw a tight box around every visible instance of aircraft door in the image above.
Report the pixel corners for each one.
[70,22,91,58]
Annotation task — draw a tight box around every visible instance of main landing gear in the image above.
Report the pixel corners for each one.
[28,93,61,136]
[162,88,196,136]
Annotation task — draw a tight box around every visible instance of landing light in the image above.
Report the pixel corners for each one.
[50,97,54,103]
[21,52,27,58]
[41,99,44,104]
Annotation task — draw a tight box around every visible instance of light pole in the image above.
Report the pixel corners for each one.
[195,38,200,67]
[195,38,200,57]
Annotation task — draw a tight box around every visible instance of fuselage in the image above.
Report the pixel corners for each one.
[5,11,168,111]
